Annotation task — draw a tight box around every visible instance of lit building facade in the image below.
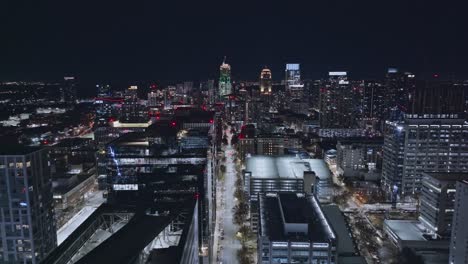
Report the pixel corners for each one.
[260,68,272,95]
[218,58,232,99]
[319,72,356,128]
[0,147,57,263]
[382,117,468,198]
[120,86,147,123]
[419,173,468,238]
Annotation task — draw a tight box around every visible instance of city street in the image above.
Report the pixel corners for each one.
[216,126,241,264]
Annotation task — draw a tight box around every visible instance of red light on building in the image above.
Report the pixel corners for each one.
[209,119,214,124]
[433,74,439,78]
[171,121,176,127]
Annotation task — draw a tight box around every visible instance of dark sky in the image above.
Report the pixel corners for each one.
[1,1,468,82]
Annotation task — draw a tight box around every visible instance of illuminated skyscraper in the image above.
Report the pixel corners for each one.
[319,72,356,128]
[121,86,147,123]
[260,67,272,94]
[218,57,232,99]
[285,63,301,88]
[383,68,416,121]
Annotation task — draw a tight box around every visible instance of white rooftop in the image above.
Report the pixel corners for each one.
[245,155,331,181]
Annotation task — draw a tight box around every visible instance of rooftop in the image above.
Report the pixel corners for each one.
[0,144,42,155]
[384,220,427,241]
[322,205,358,256]
[422,172,468,182]
[259,192,335,243]
[245,155,331,180]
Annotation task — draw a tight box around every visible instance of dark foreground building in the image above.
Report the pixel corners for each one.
[41,200,199,264]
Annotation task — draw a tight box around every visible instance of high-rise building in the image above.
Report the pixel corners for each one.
[409,80,467,117]
[382,118,468,197]
[0,146,57,263]
[120,86,147,123]
[381,121,406,201]
[260,67,272,95]
[320,72,356,128]
[218,58,232,99]
[449,180,468,264]
[382,80,468,198]
[419,173,468,239]
[285,63,301,88]
[383,69,416,121]
[62,76,77,104]
[361,80,385,120]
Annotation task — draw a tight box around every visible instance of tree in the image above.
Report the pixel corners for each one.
[220,164,226,174]
[237,245,251,264]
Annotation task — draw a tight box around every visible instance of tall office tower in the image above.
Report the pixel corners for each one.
[285,63,301,88]
[260,67,272,95]
[419,173,468,239]
[382,80,468,198]
[409,80,467,116]
[147,91,158,107]
[0,146,57,263]
[305,79,321,109]
[285,64,304,99]
[383,68,416,121]
[62,76,77,104]
[382,118,468,198]
[449,180,468,264]
[319,72,356,128]
[205,79,215,105]
[120,86,147,123]
[218,58,232,99]
[96,84,111,97]
[361,80,385,120]
[147,84,163,108]
[381,121,406,201]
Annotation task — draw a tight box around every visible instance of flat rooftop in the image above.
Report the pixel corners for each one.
[245,155,331,180]
[384,220,427,241]
[423,172,468,182]
[322,205,357,256]
[259,192,335,243]
[0,144,42,155]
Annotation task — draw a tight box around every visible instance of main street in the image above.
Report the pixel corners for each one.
[218,126,241,264]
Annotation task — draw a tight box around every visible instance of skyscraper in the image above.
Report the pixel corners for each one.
[382,80,468,198]
[319,72,356,128]
[449,180,468,264]
[62,76,77,104]
[218,58,232,99]
[0,146,57,263]
[260,67,272,95]
[383,68,415,121]
[120,86,147,123]
[285,63,301,88]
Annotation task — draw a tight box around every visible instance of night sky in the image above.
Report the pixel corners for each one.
[1,1,468,83]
